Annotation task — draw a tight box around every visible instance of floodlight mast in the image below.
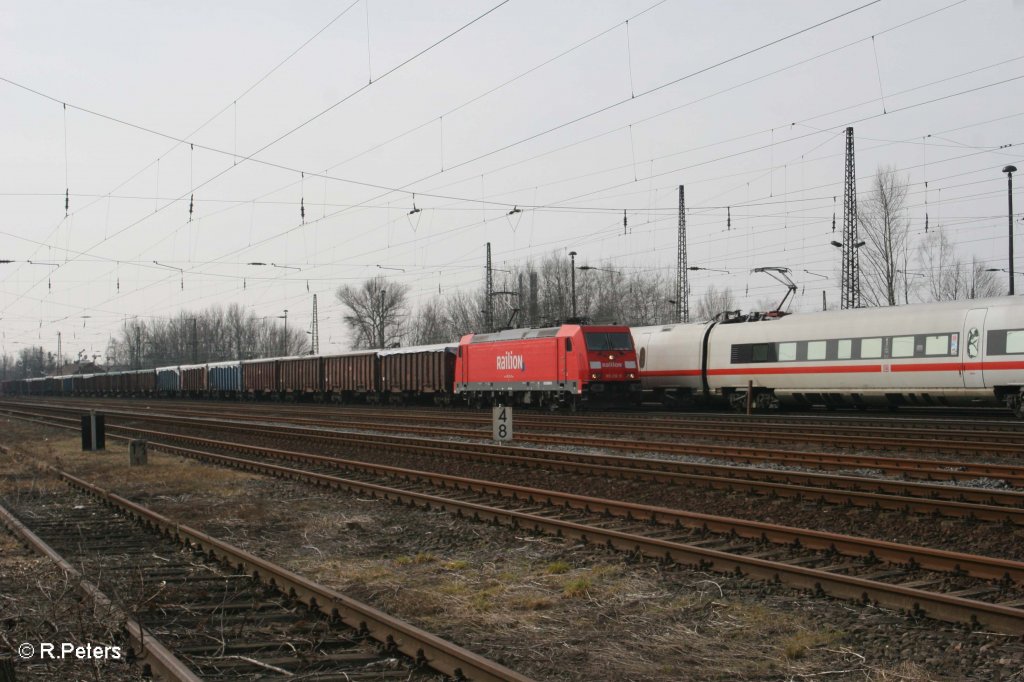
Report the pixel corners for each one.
[752,267,797,314]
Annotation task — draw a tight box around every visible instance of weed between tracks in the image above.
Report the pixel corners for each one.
[2,416,1023,681]
[0,531,144,680]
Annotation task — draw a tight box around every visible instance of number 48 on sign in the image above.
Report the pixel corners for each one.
[492,406,513,442]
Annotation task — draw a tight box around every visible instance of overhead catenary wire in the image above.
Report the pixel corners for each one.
[3,0,981,277]
[2,1,1017,349]
[0,0,513,318]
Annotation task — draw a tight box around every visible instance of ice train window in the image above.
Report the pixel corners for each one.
[1007,330,1024,354]
[924,335,949,356]
[751,344,771,362]
[639,347,646,369]
[860,338,882,359]
[777,342,797,362]
[891,336,914,358]
[837,339,852,360]
[806,340,826,361]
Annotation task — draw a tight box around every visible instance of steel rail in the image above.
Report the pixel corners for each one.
[10,413,1024,634]
[98,399,1024,451]
[7,406,1024,524]
[0,487,202,682]
[111,436,1024,635]
[7,403,1024,486]
[8,398,1024,455]
[32,397,1024,434]
[106,430,1024,581]
[107,416,1024,524]
[45,467,533,682]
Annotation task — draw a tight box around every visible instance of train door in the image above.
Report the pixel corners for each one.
[962,308,987,389]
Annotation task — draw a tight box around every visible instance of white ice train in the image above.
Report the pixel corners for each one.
[632,296,1024,418]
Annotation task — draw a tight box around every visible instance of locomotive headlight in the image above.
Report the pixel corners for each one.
[591,372,598,379]
[628,372,635,379]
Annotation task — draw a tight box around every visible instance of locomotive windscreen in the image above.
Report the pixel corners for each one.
[584,331,633,350]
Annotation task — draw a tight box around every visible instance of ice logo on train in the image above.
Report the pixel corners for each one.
[496,352,525,372]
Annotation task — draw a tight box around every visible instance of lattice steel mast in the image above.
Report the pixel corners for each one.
[310,294,319,355]
[677,185,689,323]
[841,127,861,309]
[485,242,494,332]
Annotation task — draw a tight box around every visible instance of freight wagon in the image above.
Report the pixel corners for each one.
[242,358,278,397]
[279,356,322,398]
[156,367,181,395]
[379,344,456,404]
[208,361,242,397]
[180,364,208,396]
[323,351,378,402]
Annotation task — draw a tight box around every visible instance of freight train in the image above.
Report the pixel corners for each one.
[1,324,642,410]
[5,297,1023,417]
[633,296,1024,418]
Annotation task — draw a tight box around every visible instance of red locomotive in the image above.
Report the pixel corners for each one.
[454,324,642,409]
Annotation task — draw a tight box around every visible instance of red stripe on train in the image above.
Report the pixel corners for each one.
[642,360,1024,378]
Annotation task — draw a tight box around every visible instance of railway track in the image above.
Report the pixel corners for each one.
[0,502,200,681]
[8,398,1024,457]
[9,412,1024,635]
[8,401,1024,487]
[0,456,533,682]
[6,405,1024,528]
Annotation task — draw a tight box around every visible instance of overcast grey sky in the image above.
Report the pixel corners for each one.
[2,0,1022,360]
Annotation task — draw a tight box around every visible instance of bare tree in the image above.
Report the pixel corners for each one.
[967,257,1004,299]
[918,228,967,301]
[859,166,911,307]
[103,305,306,368]
[122,318,149,369]
[694,284,735,321]
[537,253,574,323]
[619,269,674,326]
[403,251,679,339]
[916,229,1004,301]
[13,346,55,378]
[407,298,458,345]
[336,276,410,349]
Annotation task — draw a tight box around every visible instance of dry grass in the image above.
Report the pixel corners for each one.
[545,560,571,574]
[865,662,949,681]
[780,627,842,661]
[561,576,591,598]
[0,521,146,680]
[2,415,1015,681]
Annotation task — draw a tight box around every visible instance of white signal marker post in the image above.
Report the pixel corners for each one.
[492,406,513,442]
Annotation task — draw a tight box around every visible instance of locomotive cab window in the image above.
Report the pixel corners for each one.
[584,332,632,350]
[565,338,573,352]
[751,343,774,362]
